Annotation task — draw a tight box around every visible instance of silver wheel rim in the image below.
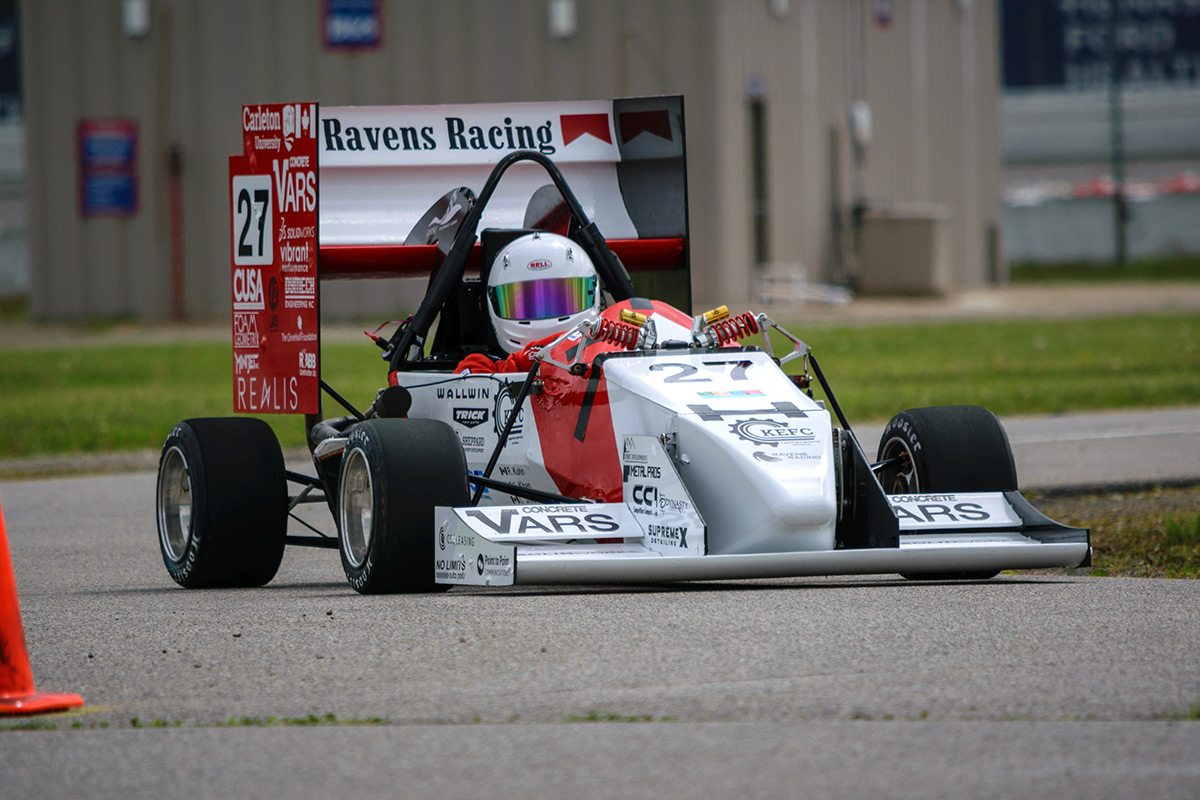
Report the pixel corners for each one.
[878,436,920,495]
[158,446,193,562]
[339,448,374,569]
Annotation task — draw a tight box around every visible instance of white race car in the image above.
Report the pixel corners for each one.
[155,99,1089,593]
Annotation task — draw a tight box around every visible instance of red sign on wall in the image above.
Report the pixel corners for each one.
[228,103,320,414]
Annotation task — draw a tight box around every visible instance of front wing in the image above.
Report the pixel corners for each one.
[432,489,1090,587]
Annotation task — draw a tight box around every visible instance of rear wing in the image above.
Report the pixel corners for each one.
[228,96,689,415]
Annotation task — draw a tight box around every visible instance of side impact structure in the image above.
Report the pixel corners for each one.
[0,492,84,715]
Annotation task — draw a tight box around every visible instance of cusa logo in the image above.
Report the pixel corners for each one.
[233,268,265,310]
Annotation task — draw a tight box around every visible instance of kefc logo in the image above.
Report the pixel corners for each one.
[728,418,814,448]
[233,268,265,311]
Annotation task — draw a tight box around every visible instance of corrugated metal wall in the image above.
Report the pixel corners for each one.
[22,0,1000,320]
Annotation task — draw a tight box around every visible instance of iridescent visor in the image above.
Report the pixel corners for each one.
[489,276,596,320]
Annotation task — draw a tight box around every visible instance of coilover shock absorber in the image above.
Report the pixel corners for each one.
[592,317,643,349]
[535,308,657,376]
[693,306,761,348]
[706,311,760,345]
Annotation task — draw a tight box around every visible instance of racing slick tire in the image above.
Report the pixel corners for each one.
[156,418,287,588]
[876,405,1018,581]
[337,419,469,594]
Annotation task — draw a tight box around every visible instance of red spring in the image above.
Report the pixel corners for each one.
[594,318,641,349]
[709,312,759,345]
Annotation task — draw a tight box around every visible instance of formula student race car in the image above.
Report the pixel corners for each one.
[155,98,1089,593]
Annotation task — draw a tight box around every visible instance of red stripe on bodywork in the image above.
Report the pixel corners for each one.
[529,300,694,503]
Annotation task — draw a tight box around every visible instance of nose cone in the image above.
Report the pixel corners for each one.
[674,412,838,555]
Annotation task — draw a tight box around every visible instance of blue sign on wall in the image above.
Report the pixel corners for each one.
[78,119,139,217]
[1002,0,1200,90]
[323,0,383,51]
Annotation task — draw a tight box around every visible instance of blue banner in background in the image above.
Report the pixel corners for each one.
[1002,0,1200,90]
[0,0,20,122]
[78,119,139,217]
[323,0,383,51]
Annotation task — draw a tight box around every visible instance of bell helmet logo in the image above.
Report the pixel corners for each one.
[527,259,552,271]
[728,418,815,448]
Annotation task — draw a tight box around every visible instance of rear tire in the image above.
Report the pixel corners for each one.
[876,405,1017,581]
[337,419,469,594]
[156,418,287,588]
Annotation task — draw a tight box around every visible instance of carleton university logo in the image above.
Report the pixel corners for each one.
[728,418,815,448]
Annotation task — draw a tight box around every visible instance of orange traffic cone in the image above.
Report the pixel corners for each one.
[0,491,84,715]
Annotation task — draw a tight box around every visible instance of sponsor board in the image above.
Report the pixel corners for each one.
[887,492,1023,531]
[434,508,516,586]
[620,435,706,556]
[229,102,320,414]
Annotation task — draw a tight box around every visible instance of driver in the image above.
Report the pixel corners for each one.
[455,231,600,374]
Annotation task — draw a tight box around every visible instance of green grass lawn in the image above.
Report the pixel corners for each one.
[0,313,1196,459]
[1009,253,1200,283]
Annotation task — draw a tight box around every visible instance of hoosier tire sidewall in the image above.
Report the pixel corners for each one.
[155,418,287,589]
[337,419,468,594]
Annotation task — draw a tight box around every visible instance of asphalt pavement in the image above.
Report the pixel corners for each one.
[2,280,1199,799]
[1,470,1198,799]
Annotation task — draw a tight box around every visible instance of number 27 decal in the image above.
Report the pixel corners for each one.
[649,360,753,383]
[231,175,273,266]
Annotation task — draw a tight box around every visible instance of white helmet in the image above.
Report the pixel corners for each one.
[486,232,600,355]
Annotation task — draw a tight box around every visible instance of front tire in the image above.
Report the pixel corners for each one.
[337,419,469,594]
[156,418,287,588]
[876,406,1017,581]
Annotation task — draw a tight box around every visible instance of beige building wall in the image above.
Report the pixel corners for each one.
[22,0,1001,320]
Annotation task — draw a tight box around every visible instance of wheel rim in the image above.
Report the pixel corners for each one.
[158,446,193,562]
[878,436,919,495]
[339,448,374,569]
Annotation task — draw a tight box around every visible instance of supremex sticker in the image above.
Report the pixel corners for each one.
[886,493,1023,531]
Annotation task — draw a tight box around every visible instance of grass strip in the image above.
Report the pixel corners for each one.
[1025,483,1200,579]
[1009,253,1200,283]
[0,314,1196,459]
